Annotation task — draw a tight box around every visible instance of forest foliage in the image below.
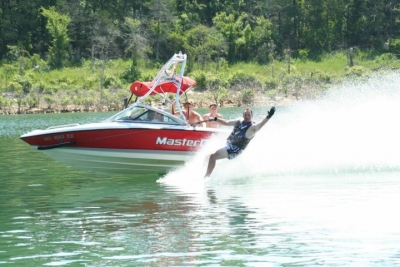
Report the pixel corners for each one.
[1,0,400,113]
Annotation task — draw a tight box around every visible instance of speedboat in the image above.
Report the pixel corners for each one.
[20,53,226,174]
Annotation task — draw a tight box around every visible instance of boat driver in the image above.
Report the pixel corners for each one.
[144,110,162,122]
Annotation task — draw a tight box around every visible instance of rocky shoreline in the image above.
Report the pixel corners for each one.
[0,84,317,115]
[0,95,300,116]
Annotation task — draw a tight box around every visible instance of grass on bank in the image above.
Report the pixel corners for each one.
[0,50,399,114]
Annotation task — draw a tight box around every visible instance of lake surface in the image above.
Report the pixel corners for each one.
[1,73,400,266]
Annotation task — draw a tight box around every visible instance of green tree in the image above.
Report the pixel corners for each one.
[146,0,175,60]
[213,12,248,63]
[2,64,18,92]
[121,17,148,82]
[0,1,56,59]
[185,25,227,69]
[90,17,121,89]
[6,45,31,76]
[41,6,71,68]
[344,0,367,47]
[56,0,96,63]
[244,16,275,63]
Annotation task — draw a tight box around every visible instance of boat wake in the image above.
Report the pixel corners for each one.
[157,134,227,185]
[159,71,400,184]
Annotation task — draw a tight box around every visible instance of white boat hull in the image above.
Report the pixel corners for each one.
[41,147,195,174]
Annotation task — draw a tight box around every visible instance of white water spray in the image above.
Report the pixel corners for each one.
[159,71,400,184]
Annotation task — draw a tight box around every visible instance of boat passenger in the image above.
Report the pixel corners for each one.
[202,104,223,128]
[204,107,275,178]
[172,101,205,127]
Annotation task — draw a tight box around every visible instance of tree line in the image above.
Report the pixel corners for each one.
[2,0,400,69]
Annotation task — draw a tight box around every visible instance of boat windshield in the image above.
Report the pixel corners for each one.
[106,106,183,125]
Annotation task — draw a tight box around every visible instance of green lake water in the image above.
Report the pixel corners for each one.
[1,73,400,266]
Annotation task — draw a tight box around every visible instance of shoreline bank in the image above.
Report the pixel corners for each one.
[0,93,301,115]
